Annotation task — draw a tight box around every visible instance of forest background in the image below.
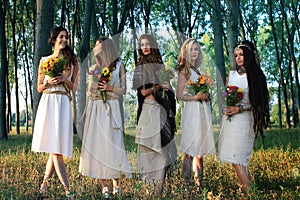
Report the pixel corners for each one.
[0,0,299,199]
[0,0,299,138]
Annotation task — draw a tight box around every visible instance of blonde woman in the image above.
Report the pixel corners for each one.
[176,38,216,190]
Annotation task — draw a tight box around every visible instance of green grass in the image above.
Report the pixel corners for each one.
[0,128,299,199]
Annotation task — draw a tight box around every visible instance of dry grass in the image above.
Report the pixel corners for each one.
[0,128,299,199]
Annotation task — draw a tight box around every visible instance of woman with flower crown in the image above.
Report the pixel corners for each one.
[176,38,216,190]
[79,38,131,199]
[132,34,177,195]
[218,40,270,193]
[31,26,79,198]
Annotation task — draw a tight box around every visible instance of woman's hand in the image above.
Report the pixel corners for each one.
[195,92,209,101]
[161,82,170,91]
[57,74,67,84]
[224,106,240,116]
[47,77,61,85]
[98,81,113,91]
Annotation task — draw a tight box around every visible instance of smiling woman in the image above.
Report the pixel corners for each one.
[31,26,79,198]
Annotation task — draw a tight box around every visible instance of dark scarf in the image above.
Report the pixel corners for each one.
[133,63,176,147]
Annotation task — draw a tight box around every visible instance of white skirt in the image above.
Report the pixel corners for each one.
[218,111,255,166]
[31,93,73,158]
[180,101,216,157]
[79,99,131,179]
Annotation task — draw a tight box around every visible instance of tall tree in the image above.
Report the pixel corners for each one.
[211,0,226,122]
[33,0,54,127]
[10,0,21,134]
[77,0,93,137]
[268,0,291,128]
[0,0,8,139]
[225,0,239,69]
[280,0,299,127]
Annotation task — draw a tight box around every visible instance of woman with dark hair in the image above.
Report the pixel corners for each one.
[31,26,79,197]
[132,34,177,195]
[79,38,131,199]
[218,40,270,193]
[176,38,216,190]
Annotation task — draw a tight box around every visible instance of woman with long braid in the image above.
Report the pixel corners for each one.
[218,40,270,193]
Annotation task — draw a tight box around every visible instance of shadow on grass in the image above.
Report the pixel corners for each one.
[253,128,300,150]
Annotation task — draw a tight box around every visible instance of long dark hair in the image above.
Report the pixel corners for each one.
[48,26,77,66]
[235,40,270,137]
[137,34,163,67]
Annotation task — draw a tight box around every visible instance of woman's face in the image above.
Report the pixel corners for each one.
[234,48,245,67]
[140,38,151,55]
[94,41,102,56]
[189,42,200,62]
[54,30,68,50]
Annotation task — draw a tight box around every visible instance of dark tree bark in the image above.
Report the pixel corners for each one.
[33,0,54,129]
[268,0,290,128]
[0,0,8,139]
[77,0,93,137]
[226,0,239,69]
[211,0,226,122]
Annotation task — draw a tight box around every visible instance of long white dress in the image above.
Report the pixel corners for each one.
[31,56,73,158]
[218,70,255,166]
[180,69,216,157]
[79,62,131,179]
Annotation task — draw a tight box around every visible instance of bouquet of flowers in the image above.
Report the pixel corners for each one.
[187,75,214,95]
[223,85,243,121]
[42,56,68,77]
[99,67,112,104]
[156,68,175,98]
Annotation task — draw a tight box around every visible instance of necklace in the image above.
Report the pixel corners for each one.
[237,67,246,75]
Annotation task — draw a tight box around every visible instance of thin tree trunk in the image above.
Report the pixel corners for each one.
[280,0,299,127]
[278,85,282,128]
[268,0,290,128]
[33,0,54,129]
[0,0,8,139]
[225,0,239,69]
[11,0,20,134]
[212,0,226,123]
[77,0,93,137]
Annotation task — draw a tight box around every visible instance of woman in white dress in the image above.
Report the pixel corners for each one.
[218,40,270,193]
[31,26,79,197]
[79,38,131,199]
[132,34,177,195]
[176,38,216,189]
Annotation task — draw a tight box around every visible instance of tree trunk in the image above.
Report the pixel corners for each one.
[33,0,54,130]
[280,0,299,127]
[278,85,282,128]
[212,0,226,123]
[268,0,290,128]
[0,0,8,139]
[225,0,239,69]
[77,0,93,137]
[10,0,20,134]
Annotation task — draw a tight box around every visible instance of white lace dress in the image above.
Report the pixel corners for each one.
[79,62,131,179]
[180,69,216,157]
[31,55,73,158]
[218,70,255,166]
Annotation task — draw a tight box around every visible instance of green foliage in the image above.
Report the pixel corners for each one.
[0,128,299,199]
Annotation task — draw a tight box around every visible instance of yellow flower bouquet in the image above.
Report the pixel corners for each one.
[42,56,68,77]
[99,67,113,104]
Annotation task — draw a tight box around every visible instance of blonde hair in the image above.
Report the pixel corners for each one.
[177,38,203,79]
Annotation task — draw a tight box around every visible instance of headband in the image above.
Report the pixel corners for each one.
[235,44,253,51]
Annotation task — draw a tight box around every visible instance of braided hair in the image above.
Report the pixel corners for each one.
[234,40,270,137]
